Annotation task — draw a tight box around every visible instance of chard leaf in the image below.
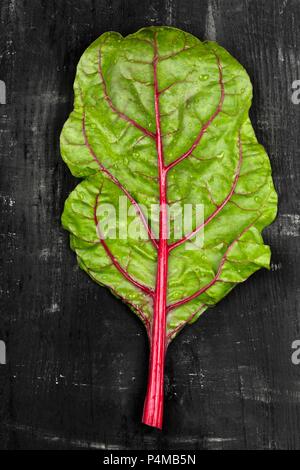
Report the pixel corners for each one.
[61,26,277,429]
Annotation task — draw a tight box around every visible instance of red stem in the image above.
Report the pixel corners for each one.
[142,34,168,429]
[142,42,226,430]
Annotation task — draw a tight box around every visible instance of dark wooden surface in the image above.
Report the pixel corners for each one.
[0,0,299,450]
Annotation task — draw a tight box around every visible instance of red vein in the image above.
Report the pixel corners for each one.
[142,32,169,430]
[158,41,196,62]
[110,287,151,338]
[124,301,151,337]
[158,77,192,95]
[167,219,258,312]
[83,263,151,338]
[98,49,156,140]
[169,133,243,251]
[82,113,158,249]
[94,194,154,297]
[166,303,206,344]
[165,51,225,172]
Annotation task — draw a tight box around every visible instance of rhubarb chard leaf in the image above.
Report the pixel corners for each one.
[61,27,278,428]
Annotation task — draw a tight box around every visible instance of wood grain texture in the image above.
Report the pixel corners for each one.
[0,0,299,450]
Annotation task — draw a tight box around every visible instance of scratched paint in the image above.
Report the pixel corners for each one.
[205,0,217,41]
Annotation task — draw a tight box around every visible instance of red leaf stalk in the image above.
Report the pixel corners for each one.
[142,34,168,429]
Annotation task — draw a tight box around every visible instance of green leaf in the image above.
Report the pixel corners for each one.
[61,26,277,428]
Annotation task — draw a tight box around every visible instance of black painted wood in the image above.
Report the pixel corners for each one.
[0,0,299,450]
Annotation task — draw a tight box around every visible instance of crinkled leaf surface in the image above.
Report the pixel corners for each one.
[61,26,277,343]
